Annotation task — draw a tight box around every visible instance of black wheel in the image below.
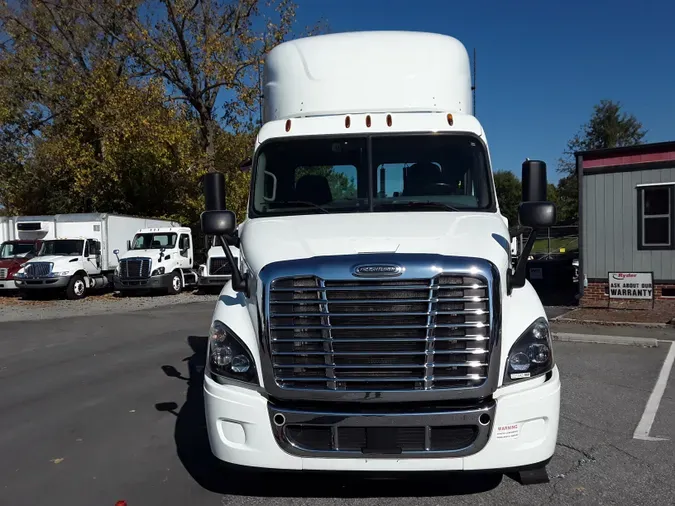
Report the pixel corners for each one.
[19,290,34,300]
[167,271,183,295]
[66,274,87,300]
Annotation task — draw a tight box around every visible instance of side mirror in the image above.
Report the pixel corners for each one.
[126,240,131,250]
[509,159,557,294]
[522,160,547,202]
[113,249,120,255]
[200,210,237,236]
[519,202,556,229]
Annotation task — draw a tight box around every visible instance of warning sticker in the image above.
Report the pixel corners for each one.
[495,423,521,440]
[510,372,531,380]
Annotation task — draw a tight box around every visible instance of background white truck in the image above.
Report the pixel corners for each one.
[14,213,178,299]
[198,31,560,484]
[114,226,198,295]
[197,236,240,291]
[0,216,15,243]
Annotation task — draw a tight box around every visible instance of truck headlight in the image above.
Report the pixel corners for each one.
[208,320,258,385]
[151,267,165,276]
[504,317,554,384]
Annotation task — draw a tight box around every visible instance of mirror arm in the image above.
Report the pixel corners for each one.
[224,229,240,248]
[508,226,538,294]
[217,235,247,294]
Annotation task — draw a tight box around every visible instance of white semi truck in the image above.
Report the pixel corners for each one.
[199,31,560,483]
[197,237,241,290]
[13,213,178,299]
[114,226,198,294]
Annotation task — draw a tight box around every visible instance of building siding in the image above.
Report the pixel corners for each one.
[582,167,675,280]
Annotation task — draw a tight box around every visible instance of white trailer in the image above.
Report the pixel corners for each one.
[199,31,560,483]
[14,213,177,299]
[0,216,15,243]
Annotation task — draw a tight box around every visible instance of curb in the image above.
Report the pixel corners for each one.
[552,332,659,348]
[552,317,669,328]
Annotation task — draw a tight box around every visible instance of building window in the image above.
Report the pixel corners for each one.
[638,185,674,250]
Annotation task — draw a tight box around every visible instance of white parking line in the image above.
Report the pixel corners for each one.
[633,341,675,441]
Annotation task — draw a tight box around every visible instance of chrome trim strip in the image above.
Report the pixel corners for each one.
[268,401,496,459]
[258,253,502,403]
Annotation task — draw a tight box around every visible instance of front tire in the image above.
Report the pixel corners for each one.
[66,275,87,300]
[168,271,183,295]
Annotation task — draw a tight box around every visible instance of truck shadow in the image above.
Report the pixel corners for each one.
[156,335,503,498]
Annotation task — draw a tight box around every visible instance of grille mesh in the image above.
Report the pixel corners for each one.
[24,262,52,277]
[268,275,490,391]
[119,258,151,279]
[285,425,478,453]
[209,257,236,275]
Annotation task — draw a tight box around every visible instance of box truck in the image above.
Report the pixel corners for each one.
[198,31,560,483]
[14,213,177,299]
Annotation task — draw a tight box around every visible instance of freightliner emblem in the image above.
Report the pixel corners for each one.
[352,264,403,277]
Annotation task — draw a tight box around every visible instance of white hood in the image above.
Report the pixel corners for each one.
[240,212,511,275]
[119,249,162,261]
[207,245,240,258]
[28,255,80,266]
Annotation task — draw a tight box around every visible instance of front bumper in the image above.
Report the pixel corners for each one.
[204,366,560,472]
[0,279,17,290]
[198,275,231,287]
[14,276,70,289]
[114,272,173,290]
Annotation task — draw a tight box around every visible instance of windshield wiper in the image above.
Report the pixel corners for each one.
[272,201,330,214]
[382,201,463,212]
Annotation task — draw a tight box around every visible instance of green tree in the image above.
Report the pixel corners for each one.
[493,170,521,225]
[0,1,210,223]
[77,0,314,173]
[556,100,647,223]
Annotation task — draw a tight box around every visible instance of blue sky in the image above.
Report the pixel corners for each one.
[290,0,675,183]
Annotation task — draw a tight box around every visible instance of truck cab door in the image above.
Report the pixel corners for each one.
[178,234,192,268]
[84,240,100,275]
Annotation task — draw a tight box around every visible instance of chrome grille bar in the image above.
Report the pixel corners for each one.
[25,262,52,277]
[267,268,492,393]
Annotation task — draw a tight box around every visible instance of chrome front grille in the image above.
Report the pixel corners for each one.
[0,268,7,280]
[119,258,151,279]
[268,272,491,393]
[209,256,235,276]
[24,262,52,278]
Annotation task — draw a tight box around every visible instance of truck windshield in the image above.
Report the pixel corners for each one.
[131,233,177,250]
[250,134,493,217]
[39,240,84,256]
[0,242,36,258]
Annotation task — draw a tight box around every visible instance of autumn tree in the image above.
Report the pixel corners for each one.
[77,0,306,173]
[557,99,647,222]
[0,1,204,223]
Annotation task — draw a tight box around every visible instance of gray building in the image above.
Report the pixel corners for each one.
[577,141,675,307]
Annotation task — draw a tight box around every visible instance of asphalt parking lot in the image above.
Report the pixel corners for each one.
[1,301,674,505]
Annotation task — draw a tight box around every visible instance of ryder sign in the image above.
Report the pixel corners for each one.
[608,272,653,300]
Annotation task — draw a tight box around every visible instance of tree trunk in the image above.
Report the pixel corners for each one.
[197,102,217,173]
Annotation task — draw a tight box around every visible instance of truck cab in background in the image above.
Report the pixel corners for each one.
[15,237,108,299]
[114,226,198,295]
[202,31,559,483]
[0,240,41,291]
[197,236,240,292]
